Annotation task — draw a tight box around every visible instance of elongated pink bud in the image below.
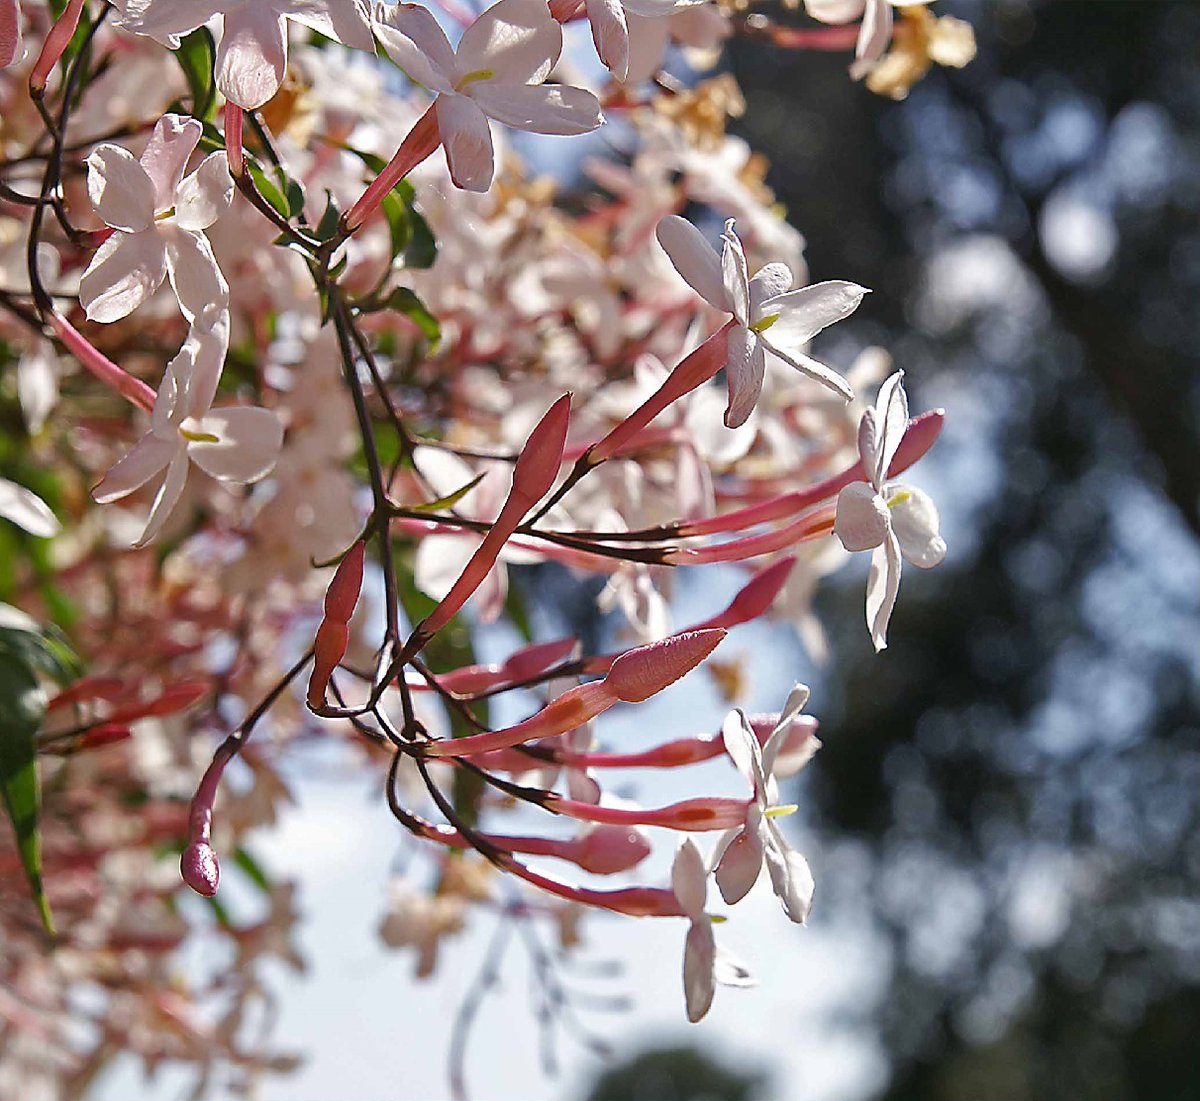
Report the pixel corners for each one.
[665,508,835,566]
[590,322,733,464]
[417,396,570,641]
[344,103,442,233]
[562,735,724,770]
[180,742,235,896]
[29,0,85,95]
[504,859,685,917]
[181,842,219,897]
[324,541,366,623]
[436,636,577,694]
[566,825,653,874]
[551,795,748,832]
[690,558,796,631]
[49,312,156,412]
[79,722,132,750]
[604,628,725,703]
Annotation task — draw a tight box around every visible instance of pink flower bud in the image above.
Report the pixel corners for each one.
[567,825,652,875]
[690,558,796,631]
[324,541,366,624]
[344,103,443,233]
[79,722,132,749]
[511,393,572,507]
[180,842,220,897]
[29,0,85,95]
[552,795,748,832]
[604,628,725,703]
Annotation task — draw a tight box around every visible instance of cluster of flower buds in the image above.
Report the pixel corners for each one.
[0,0,968,1091]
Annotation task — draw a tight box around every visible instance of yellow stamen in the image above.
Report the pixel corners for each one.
[708,914,727,925]
[456,68,495,90]
[887,489,912,509]
[180,428,219,443]
[749,312,780,335]
[154,206,176,222]
[765,804,798,818]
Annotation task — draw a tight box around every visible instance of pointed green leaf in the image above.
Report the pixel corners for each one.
[175,28,217,120]
[384,286,440,348]
[409,472,485,514]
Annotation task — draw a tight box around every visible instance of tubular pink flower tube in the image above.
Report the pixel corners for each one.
[422,628,725,757]
[410,394,571,643]
[548,0,582,20]
[224,102,244,177]
[418,821,651,875]
[588,321,735,464]
[48,311,156,412]
[549,795,750,832]
[28,0,85,96]
[343,102,441,234]
[180,742,237,897]
[675,409,945,538]
[664,505,837,566]
[501,858,685,917]
[420,636,578,695]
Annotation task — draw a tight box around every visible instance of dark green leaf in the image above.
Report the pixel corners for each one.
[175,29,217,120]
[0,625,81,686]
[384,287,441,348]
[316,191,341,242]
[232,847,272,894]
[0,653,52,934]
[248,162,290,219]
[409,473,485,514]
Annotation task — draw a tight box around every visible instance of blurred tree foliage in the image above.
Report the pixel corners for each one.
[723,1,1200,1099]
[584,1045,766,1101]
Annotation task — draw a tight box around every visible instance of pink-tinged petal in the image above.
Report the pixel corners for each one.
[873,371,909,486]
[0,479,58,537]
[175,153,234,231]
[78,231,168,323]
[622,10,670,84]
[1,0,23,69]
[215,7,287,109]
[605,628,725,703]
[724,326,764,430]
[471,81,602,135]
[117,0,211,45]
[803,0,864,24]
[437,93,495,192]
[86,145,156,232]
[164,229,229,329]
[714,824,763,905]
[136,449,190,546]
[456,0,562,86]
[748,261,793,313]
[17,350,57,435]
[855,0,892,64]
[586,0,629,80]
[655,215,730,312]
[93,433,177,504]
[177,310,231,420]
[720,219,749,325]
[766,344,854,402]
[373,1,456,93]
[866,529,902,652]
[139,113,202,212]
[671,837,708,920]
[889,485,946,568]
[623,0,693,16]
[188,406,284,483]
[761,683,812,776]
[720,709,760,790]
[290,0,375,51]
[760,279,868,352]
[857,405,881,481]
[763,824,814,923]
[683,921,716,1022]
[834,481,888,552]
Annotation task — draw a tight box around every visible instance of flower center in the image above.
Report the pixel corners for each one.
[180,427,219,443]
[455,68,495,91]
[765,804,798,818]
[749,312,780,335]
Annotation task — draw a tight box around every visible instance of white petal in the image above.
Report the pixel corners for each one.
[78,231,168,324]
[17,351,57,435]
[455,0,562,86]
[866,530,902,652]
[855,0,892,64]
[834,481,889,552]
[0,479,59,537]
[720,708,761,790]
[748,261,792,313]
[92,433,177,503]
[713,944,757,988]
[764,826,814,923]
[215,7,287,109]
[671,837,708,920]
[373,1,456,93]
[622,10,670,84]
[136,449,190,546]
[116,0,208,44]
[175,153,234,231]
[290,0,376,52]
[165,229,229,329]
[1,0,23,68]
[655,215,730,312]
[759,279,868,351]
[586,0,629,81]
[176,313,231,421]
[87,145,156,232]
[415,533,479,602]
[872,370,909,486]
[436,93,495,192]
[714,825,763,905]
[471,81,602,135]
[724,326,765,430]
[188,406,284,483]
[720,219,749,325]
[888,485,946,568]
[683,921,716,1022]
[763,344,853,402]
[139,114,202,212]
[803,0,864,23]
[762,683,811,777]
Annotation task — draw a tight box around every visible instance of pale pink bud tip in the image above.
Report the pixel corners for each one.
[605,628,725,704]
[574,826,652,875]
[512,393,572,503]
[181,842,220,897]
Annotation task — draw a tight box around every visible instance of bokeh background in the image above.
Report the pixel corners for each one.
[90,1,1200,1098]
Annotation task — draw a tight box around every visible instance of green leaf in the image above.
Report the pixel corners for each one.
[232,847,272,894]
[175,28,217,120]
[380,190,412,261]
[384,287,441,348]
[0,624,81,686]
[0,653,52,934]
[316,191,342,242]
[249,162,289,218]
[338,146,437,268]
[247,162,305,221]
[409,473,485,514]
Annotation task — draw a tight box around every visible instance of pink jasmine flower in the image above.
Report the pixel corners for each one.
[834,371,946,650]
[656,215,868,428]
[79,114,233,327]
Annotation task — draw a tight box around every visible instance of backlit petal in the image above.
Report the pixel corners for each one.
[586,0,629,81]
[834,481,888,552]
[671,837,708,920]
[373,1,456,92]
[724,325,765,430]
[714,825,763,905]
[759,279,868,352]
[175,153,234,231]
[86,145,156,232]
[720,219,749,325]
[136,449,190,546]
[165,229,229,329]
[139,113,201,212]
[655,215,730,312]
[188,406,284,483]
[456,0,562,85]
[79,231,168,324]
[93,433,177,503]
[888,484,946,568]
[437,93,495,192]
[471,81,602,135]
[0,479,59,537]
[683,921,715,1022]
[215,7,287,109]
[866,530,901,652]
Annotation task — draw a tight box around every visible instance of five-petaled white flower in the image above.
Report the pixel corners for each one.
[671,837,755,1023]
[116,0,375,109]
[374,0,603,193]
[713,691,816,922]
[656,215,868,428]
[93,319,283,546]
[834,370,946,651]
[79,114,232,328]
